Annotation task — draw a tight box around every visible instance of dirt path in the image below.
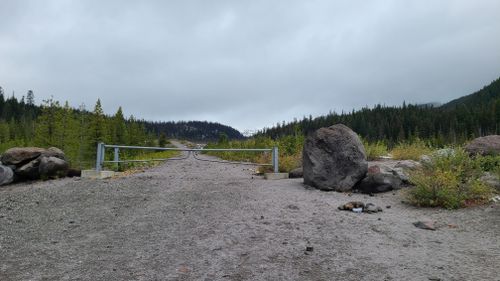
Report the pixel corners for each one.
[0,150,499,281]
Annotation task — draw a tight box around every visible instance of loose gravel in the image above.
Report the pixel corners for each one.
[1,152,499,281]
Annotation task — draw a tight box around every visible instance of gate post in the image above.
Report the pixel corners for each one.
[96,142,103,171]
[272,146,279,173]
[114,147,120,171]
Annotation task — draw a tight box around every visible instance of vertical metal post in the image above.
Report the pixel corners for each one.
[114,147,120,171]
[96,142,103,171]
[101,144,106,170]
[272,146,279,173]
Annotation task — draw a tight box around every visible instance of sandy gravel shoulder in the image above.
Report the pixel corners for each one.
[0,152,499,281]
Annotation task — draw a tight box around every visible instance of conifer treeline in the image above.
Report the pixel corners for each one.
[0,87,153,168]
[143,120,244,141]
[258,77,500,146]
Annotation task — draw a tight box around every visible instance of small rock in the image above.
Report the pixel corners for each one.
[419,155,432,164]
[364,203,383,213]
[413,220,436,231]
[0,164,14,186]
[289,167,303,178]
[305,246,314,252]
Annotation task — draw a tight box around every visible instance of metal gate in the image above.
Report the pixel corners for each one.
[95,142,279,173]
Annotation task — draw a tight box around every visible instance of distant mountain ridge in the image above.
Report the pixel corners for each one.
[442,77,500,110]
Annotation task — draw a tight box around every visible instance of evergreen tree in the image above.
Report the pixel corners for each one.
[158,132,167,147]
[26,90,35,106]
[35,98,61,147]
[88,99,107,153]
[112,106,127,144]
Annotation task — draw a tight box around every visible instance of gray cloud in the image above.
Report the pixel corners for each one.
[1,0,499,131]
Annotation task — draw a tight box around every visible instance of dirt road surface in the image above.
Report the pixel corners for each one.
[1,151,499,281]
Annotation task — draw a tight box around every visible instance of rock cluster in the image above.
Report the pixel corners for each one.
[338,201,383,213]
[0,147,71,186]
[302,124,421,193]
[355,160,421,193]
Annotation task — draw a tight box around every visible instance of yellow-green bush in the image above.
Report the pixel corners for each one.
[205,135,303,172]
[391,139,433,160]
[362,139,388,160]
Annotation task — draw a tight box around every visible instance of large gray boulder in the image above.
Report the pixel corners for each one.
[0,147,46,166]
[39,156,69,178]
[0,164,14,186]
[303,124,367,191]
[465,135,500,156]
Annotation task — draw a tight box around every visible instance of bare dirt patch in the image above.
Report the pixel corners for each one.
[1,152,499,280]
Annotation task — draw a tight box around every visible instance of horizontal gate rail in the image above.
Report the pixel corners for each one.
[95,143,279,173]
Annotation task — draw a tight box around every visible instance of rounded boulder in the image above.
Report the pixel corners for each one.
[465,135,500,156]
[303,124,367,191]
[0,147,46,166]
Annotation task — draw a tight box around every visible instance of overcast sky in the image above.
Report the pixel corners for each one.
[1,0,499,132]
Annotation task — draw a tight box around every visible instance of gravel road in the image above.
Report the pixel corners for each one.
[1,150,499,281]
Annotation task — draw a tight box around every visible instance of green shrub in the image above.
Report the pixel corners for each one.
[406,148,494,209]
[475,155,500,178]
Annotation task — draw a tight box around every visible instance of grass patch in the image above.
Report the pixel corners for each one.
[391,139,433,161]
[104,149,180,171]
[406,148,494,209]
[363,139,388,160]
[205,135,303,173]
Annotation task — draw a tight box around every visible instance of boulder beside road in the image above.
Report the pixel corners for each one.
[303,124,367,192]
[0,147,71,185]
